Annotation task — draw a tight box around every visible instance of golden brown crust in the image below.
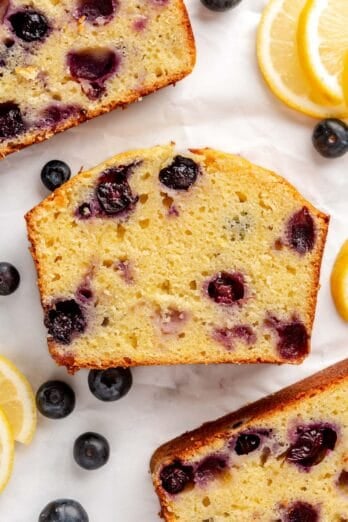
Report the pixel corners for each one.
[0,0,195,160]
[150,358,348,521]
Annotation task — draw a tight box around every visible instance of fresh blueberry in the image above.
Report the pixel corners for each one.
[41,160,71,191]
[36,381,75,419]
[285,501,319,522]
[39,499,89,522]
[44,299,86,345]
[286,425,337,467]
[276,321,309,360]
[159,156,199,190]
[286,207,315,255]
[96,167,137,215]
[201,0,242,12]
[235,433,261,455]
[312,118,348,158]
[160,461,194,494]
[88,367,132,401]
[194,455,228,482]
[9,10,49,42]
[0,262,20,296]
[76,0,116,23]
[73,432,110,470]
[0,102,25,139]
[207,272,245,305]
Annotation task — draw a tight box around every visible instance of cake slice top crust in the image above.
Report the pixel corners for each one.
[151,359,348,521]
[26,144,329,371]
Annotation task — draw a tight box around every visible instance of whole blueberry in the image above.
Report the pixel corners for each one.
[312,118,348,158]
[286,207,315,255]
[207,272,245,305]
[36,381,75,419]
[73,432,110,470]
[41,160,71,191]
[39,499,88,522]
[44,299,86,345]
[0,262,20,296]
[235,433,261,455]
[88,367,132,401]
[160,461,194,494]
[286,425,337,467]
[9,10,49,42]
[159,156,199,190]
[201,0,242,12]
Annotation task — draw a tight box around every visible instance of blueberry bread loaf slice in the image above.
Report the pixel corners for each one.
[25,144,328,372]
[0,0,195,159]
[151,359,348,521]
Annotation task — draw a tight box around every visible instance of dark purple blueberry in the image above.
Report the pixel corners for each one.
[88,367,133,401]
[96,166,137,215]
[44,299,86,344]
[286,425,337,468]
[195,455,228,482]
[276,321,309,360]
[36,381,75,419]
[39,499,89,522]
[76,0,116,23]
[9,10,49,42]
[73,432,110,470]
[207,272,245,305]
[235,433,261,455]
[201,0,242,11]
[0,102,25,139]
[213,325,255,350]
[0,262,20,296]
[67,48,119,81]
[286,207,315,255]
[312,118,348,159]
[159,156,199,190]
[285,502,319,522]
[41,160,71,191]
[160,461,194,494]
[41,104,82,126]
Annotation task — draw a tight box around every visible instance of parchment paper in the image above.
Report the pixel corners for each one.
[0,0,347,519]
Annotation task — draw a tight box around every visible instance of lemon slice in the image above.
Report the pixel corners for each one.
[0,356,37,445]
[0,408,14,492]
[298,0,348,103]
[331,240,348,322]
[257,0,348,118]
[343,53,348,106]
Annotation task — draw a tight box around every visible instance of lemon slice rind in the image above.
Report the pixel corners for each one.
[0,408,14,493]
[0,355,37,445]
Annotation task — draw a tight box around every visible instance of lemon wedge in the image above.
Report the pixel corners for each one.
[0,356,36,445]
[257,0,348,118]
[298,0,348,104]
[0,408,14,493]
[331,240,348,322]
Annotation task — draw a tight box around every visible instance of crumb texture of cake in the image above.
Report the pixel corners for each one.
[25,144,329,371]
[150,359,348,521]
[0,0,195,158]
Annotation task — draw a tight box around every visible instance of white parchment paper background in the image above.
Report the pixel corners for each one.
[0,0,347,519]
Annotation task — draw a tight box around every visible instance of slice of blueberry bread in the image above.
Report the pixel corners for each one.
[25,144,328,372]
[151,359,348,521]
[0,0,195,159]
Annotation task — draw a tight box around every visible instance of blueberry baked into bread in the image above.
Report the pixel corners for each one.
[0,0,195,158]
[25,144,328,372]
[151,359,348,521]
